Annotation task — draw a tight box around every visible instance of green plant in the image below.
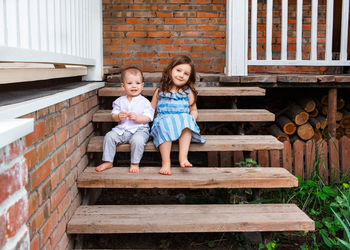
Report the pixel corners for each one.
[331,187,350,248]
[235,158,261,168]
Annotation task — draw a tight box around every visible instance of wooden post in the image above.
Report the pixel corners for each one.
[328,88,337,138]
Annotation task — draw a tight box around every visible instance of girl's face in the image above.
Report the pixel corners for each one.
[171,63,191,87]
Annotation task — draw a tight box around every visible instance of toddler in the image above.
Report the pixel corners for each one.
[150,55,205,175]
[96,67,154,173]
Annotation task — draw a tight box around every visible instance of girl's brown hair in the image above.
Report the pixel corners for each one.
[159,55,198,105]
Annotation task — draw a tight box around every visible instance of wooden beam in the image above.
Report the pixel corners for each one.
[78,167,298,189]
[67,204,315,234]
[328,88,337,138]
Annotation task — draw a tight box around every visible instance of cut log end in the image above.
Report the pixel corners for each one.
[297,123,315,141]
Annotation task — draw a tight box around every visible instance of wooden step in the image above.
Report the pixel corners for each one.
[87,135,284,152]
[99,87,266,97]
[93,109,275,122]
[78,167,298,188]
[67,204,314,234]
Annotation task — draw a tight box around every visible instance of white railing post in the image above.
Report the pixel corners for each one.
[226,0,248,76]
[83,0,103,81]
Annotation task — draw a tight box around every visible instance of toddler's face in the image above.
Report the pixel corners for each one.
[171,64,191,87]
[121,72,144,97]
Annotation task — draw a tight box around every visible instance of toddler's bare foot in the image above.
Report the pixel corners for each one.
[95,162,113,172]
[159,162,172,175]
[180,160,192,168]
[129,163,139,173]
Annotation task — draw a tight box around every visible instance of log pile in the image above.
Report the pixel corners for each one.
[272,96,350,142]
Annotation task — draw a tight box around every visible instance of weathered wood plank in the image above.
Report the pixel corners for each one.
[258,150,269,167]
[269,150,281,167]
[306,140,316,179]
[294,140,305,180]
[67,204,314,234]
[318,140,329,185]
[78,167,298,188]
[98,87,266,97]
[329,139,340,183]
[87,135,284,152]
[93,109,275,122]
[340,136,350,176]
[283,141,292,173]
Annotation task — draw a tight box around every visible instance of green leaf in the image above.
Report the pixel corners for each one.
[323,186,337,196]
[207,240,215,248]
[317,191,328,200]
[343,183,350,188]
[307,180,317,187]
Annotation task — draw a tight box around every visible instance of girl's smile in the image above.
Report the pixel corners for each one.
[171,64,191,87]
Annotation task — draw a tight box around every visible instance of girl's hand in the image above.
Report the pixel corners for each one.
[118,112,128,121]
[128,112,137,121]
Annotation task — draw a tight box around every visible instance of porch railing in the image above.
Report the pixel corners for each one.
[227,0,350,76]
[0,0,103,81]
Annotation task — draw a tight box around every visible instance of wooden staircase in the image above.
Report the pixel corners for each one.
[67,86,314,241]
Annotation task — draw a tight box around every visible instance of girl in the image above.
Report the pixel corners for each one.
[150,55,205,175]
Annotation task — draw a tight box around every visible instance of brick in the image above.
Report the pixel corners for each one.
[30,234,39,250]
[28,191,39,217]
[7,197,28,238]
[38,179,52,205]
[0,215,6,249]
[55,127,68,147]
[126,31,147,37]
[37,108,49,120]
[26,121,45,147]
[54,232,70,250]
[36,135,56,163]
[0,162,22,203]
[198,12,219,18]
[49,216,67,248]
[24,148,38,171]
[52,147,66,170]
[156,11,172,17]
[148,31,171,37]
[5,139,25,163]
[40,210,58,246]
[30,158,53,190]
[68,122,80,137]
[57,190,71,220]
[50,183,66,211]
[164,18,186,24]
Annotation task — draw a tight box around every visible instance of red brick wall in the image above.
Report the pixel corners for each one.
[21,91,98,249]
[103,0,226,72]
[0,139,29,250]
[103,0,332,74]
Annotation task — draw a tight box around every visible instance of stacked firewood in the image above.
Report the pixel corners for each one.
[269,96,350,142]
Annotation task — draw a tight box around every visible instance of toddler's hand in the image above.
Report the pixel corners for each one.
[128,112,137,121]
[118,112,128,121]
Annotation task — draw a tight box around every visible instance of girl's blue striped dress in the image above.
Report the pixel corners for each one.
[151,88,206,148]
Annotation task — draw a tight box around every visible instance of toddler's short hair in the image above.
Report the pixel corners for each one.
[121,67,144,83]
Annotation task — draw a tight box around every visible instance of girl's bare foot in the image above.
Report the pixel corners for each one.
[95,162,113,172]
[159,162,172,175]
[129,163,139,173]
[180,160,192,168]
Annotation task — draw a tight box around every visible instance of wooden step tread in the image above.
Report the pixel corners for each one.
[93,109,275,122]
[67,204,314,234]
[88,135,284,152]
[99,87,265,97]
[78,167,298,188]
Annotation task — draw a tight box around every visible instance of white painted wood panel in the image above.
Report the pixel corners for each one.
[266,0,273,60]
[310,0,318,60]
[340,0,349,60]
[296,0,303,60]
[225,0,248,76]
[325,0,334,61]
[0,0,103,80]
[281,0,288,60]
[250,0,257,60]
